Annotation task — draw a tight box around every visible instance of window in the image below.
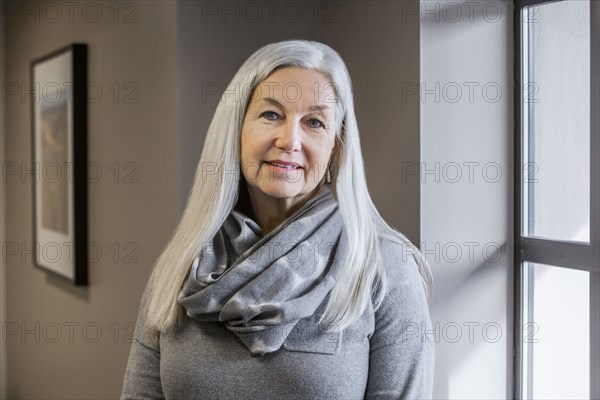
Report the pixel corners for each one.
[514,0,599,399]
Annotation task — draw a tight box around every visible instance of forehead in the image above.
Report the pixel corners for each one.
[249,67,337,111]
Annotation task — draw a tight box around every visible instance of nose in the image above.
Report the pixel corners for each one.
[275,118,302,152]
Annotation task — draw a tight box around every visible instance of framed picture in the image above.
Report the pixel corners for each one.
[31,44,88,285]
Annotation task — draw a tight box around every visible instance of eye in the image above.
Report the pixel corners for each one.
[261,111,279,120]
[308,118,325,129]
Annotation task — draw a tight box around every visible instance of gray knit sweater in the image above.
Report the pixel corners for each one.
[121,237,435,399]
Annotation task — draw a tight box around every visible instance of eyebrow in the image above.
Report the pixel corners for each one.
[260,97,331,112]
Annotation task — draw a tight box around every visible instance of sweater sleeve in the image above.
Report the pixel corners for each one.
[365,240,436,399]
[121,281,165,400]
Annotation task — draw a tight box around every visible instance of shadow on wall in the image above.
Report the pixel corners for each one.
[431,242,510,398]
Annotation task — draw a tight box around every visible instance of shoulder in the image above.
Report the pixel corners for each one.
[367,234,434,352]
[377,235,427,293]
[131,276,161,350]
[373,235,431,323]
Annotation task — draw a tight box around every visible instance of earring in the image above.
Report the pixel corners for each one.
[326,165,331,184]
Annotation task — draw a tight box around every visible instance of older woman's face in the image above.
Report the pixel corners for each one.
[240,66,337,203]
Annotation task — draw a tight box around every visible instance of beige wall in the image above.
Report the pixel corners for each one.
[2,1,177,398]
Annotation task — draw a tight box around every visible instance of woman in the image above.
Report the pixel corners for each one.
[121,39,435,399]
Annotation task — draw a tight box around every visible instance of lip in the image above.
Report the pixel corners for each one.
[264,160,303,169]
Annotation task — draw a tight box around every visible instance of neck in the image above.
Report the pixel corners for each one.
[245,184,322,236]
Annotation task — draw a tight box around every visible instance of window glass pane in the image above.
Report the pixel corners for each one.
[523,0,590,242]
[522,262,590,399]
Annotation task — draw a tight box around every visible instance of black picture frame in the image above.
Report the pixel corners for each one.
[31,43,88,286]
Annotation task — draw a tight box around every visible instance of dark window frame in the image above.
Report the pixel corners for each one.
[513,0,600,399]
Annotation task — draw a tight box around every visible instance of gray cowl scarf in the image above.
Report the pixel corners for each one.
[177,184,347,356]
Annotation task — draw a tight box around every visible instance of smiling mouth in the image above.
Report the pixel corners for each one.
[264,161,302,170]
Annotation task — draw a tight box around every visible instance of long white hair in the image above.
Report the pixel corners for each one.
[144,39,433,342]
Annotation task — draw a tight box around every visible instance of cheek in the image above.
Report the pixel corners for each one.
[312,137,336,164]
[304,139,335,180]
[240,130,266,181]
[240,132,249,164]
[240,130,259,163]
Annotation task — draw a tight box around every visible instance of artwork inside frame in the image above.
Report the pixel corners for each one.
[31,43,88,286]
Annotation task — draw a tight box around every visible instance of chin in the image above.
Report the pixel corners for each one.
[258,183,304,200]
